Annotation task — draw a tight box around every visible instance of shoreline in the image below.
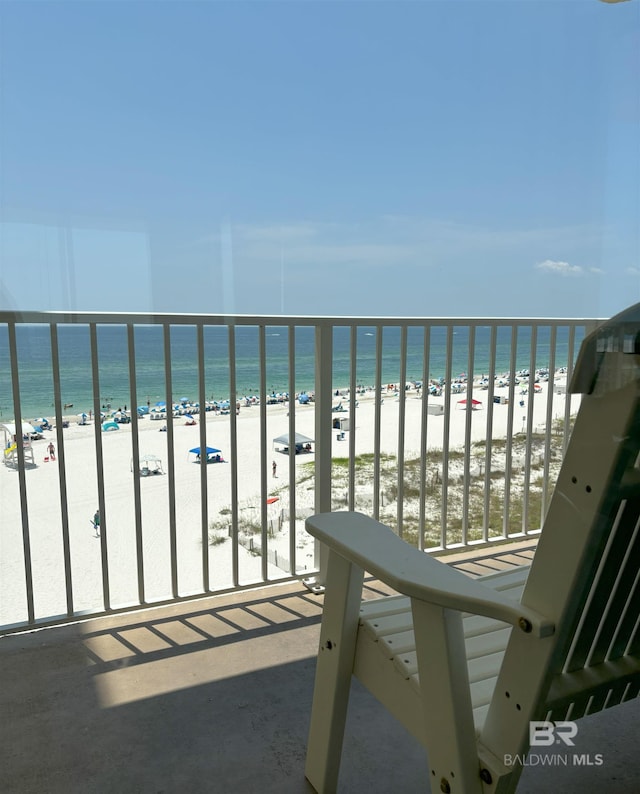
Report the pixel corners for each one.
[5,365,569,430]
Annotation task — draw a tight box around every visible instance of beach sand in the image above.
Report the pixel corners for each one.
[0,380,578,628]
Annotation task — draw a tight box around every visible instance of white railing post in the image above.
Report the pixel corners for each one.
[304,322,333,592]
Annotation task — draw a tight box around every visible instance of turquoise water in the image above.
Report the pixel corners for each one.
[0,322,584,421]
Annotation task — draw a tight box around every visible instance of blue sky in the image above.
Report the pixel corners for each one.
[0,0,638,318]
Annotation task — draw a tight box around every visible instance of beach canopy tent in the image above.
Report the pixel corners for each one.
[189,446,223,463]
[298,393,311,404]
[273,432,314,447]
[102,421,119,431]
[273,432,314,454]
[132,454,164,476]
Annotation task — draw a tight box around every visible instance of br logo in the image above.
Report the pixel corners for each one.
[529,721,578,747]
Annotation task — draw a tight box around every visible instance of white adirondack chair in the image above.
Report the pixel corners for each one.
[305,304,640,793]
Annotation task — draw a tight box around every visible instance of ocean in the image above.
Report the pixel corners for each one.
[0,321,585,422]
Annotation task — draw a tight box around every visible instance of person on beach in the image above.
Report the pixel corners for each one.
[272,460,277,478]
[47,442,56,460]
[92,509,100,537]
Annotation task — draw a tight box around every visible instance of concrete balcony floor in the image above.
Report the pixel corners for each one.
[2,541,640,794]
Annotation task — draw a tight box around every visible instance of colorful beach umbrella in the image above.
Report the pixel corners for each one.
[457,398,482,409]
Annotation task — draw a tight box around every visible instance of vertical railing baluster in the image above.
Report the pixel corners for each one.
[418,325,431,551]
[90,323,110,610]
[482,325,498,541]
[50,322,74,617]
[441,325,454,547]
[313,322,333,585]
[373,326,383,520]
[563,325,577,454]
[162,324,178,598]
[228,325,240,587]
[259,325,268,582]
[503,325,518,537]
[348,325,357,511]
[196,323,209,592]
[522,325,538,534]
[461,325,476,545]
[287,324,297,575]
[8,322,35,624]
[126,324,145,605]
[396,326,408,538]
[542,325,558,524]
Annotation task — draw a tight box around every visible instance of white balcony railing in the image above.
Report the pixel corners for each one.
[0,311,598,634]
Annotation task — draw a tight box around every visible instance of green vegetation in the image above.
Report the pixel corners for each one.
[327,425,568,551]
[209,419,573,552]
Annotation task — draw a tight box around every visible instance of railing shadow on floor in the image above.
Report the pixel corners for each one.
[3,554,640,793]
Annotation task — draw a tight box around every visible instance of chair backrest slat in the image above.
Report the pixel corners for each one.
[566,496,640,670]
[624,602,640,657]
[610,583,640,658]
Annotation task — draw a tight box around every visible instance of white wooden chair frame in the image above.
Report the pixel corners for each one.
[304,305,640,793]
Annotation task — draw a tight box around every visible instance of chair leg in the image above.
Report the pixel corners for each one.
[411,600,484,794]
[305,549,364,793]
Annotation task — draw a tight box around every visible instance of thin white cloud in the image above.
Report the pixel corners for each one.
[589,267,605,275]
[228,217,604,274]
[235,222,321,243]
[625,267,640,276]
[535,259,583,276]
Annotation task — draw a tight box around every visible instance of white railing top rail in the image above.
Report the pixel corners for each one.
[0,310,604,327]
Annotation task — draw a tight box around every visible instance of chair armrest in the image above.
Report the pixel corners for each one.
[306,511,554,639]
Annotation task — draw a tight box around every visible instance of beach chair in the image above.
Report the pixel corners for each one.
[304,303,640,793]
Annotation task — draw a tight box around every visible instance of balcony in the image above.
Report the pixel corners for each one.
[2,310,640,791]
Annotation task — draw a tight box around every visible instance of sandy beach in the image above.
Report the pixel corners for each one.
[0,378,578,629]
